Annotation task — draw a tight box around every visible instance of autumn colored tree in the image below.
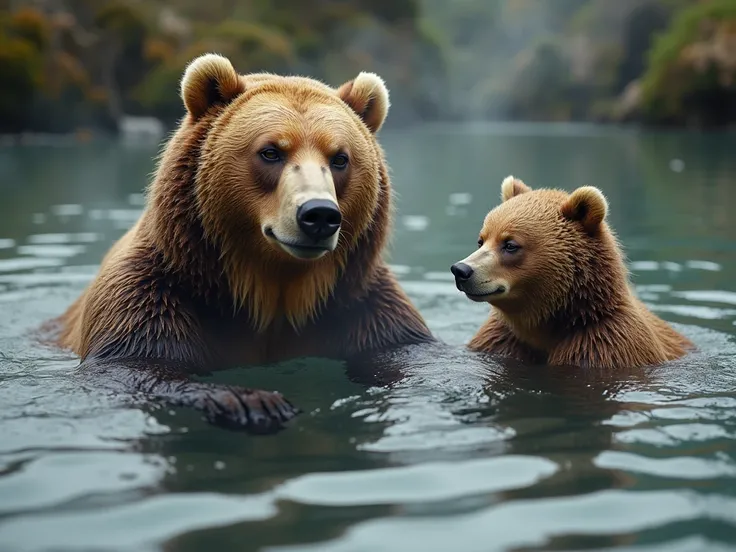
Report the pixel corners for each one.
[641,0,736,127]
[1,0,734,132]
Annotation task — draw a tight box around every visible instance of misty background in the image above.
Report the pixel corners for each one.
[1,0,735,137]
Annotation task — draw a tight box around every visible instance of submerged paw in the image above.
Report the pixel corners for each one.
[200,386,300,434]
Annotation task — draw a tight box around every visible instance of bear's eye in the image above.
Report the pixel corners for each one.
[259,148,282,163]
[331,153,349,170]
[501,239,520,254]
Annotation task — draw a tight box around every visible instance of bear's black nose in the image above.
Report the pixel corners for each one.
[450,262,474,281]
[297,199,342,240]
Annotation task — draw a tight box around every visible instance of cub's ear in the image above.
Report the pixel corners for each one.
[337,72,390,133]
[180,53,245,120]
[561,186,608,234]
[501,175,532,202]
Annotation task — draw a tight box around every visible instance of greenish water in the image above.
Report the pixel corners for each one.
[1,123,736,552]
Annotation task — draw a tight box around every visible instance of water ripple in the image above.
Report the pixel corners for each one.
[268,490,736,552]
[594,450,736,480]
[0,493,276,552]
[2,131,736,551]
[274,455,558,506]
[616,423,735,447]
[0,452,171,514]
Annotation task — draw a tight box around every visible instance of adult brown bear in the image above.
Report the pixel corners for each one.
[49,53,434,432]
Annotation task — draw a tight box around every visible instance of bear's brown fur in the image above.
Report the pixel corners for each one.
[49,53,433,431]
[451,176,693,369]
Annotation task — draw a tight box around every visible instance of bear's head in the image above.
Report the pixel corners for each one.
[451,176,626,325]
[149,53,393,329]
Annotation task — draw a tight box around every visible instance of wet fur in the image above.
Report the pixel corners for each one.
[468,177,693,369]
[48,55,432,430]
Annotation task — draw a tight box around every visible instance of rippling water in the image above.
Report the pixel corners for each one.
[1,124,735,552]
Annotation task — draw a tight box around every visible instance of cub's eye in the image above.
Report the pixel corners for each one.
[331,153,349,170]
[259,148,282,162]
[477,238,484,248]
[501,239,520,253]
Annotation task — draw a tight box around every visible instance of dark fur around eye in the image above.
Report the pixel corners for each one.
[501,239,520,253]
[252,156,284,193]
[259,147,283,163]
[331,153,349,170]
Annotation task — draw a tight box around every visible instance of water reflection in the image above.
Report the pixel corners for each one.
[0,125,735,551]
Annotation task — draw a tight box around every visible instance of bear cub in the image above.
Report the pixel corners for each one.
[451,176,693,369]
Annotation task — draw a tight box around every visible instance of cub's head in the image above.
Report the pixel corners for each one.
[180,53,390,264]
[451,176,612,318]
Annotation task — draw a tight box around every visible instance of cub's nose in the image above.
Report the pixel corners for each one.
[450,262,474,281]
[297,199,342,240]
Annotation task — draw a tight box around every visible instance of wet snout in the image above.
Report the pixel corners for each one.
[450,247,509,302]
[297,199,341,240]
[450,262,474,283]
[263,160,342,261]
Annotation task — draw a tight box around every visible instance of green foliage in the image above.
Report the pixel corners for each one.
[0,33,42,132]
[616,2,668,92]
[1,0,733,133]
[7,7,50,49]
[95,2,146,40]
[210,21,294,65]
[135,20,295,124]
[641,0,736,126]
[0,0,445,132]
[133,56,187,124]
[0,8,49,132]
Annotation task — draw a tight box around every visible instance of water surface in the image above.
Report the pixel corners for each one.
[1,123,735,551]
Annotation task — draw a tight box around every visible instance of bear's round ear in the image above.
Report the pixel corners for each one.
[501,175,532,202]
[561,186,608,234]
[337,72,390,133]
[180,53,246,120]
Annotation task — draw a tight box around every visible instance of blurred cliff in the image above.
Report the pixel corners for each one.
[1,0,734,135]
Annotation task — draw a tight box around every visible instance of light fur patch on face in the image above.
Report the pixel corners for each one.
[196,76,383,332]
[453,245,510,301]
